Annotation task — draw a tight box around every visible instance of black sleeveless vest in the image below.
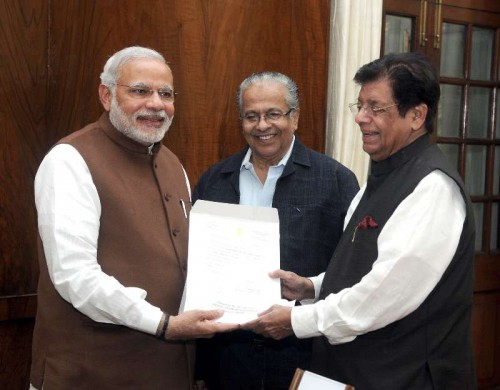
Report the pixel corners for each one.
[312,135,476,390]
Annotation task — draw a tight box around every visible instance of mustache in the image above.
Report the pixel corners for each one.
[134,110,169,120]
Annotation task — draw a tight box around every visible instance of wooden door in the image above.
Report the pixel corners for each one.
[383,1,500,388]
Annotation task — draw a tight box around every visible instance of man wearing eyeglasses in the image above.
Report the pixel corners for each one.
[243,53,476,389]
[193,71,359,389]
[30,46,237,390]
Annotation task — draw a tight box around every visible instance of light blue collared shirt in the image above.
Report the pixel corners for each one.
[239,136,295,207]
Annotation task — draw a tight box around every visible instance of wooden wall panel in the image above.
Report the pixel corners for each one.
[0,1,46,297]
[47,0,330,183]
[0,1,47,388]
[167,0,331,182]
[472,292,500,389]
[0,0,330,386]
[0,319,35,390]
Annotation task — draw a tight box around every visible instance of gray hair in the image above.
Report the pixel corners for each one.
[100,46,166,89]
[237,71,299,115]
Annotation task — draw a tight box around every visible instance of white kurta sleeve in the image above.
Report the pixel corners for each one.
[35,144,163,335]
[292,170,466,344]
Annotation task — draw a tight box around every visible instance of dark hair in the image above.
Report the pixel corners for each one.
[353,52,440,133]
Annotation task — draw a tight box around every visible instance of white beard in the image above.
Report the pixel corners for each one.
[109,96,173,145]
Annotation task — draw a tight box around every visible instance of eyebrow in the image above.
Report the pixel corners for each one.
[358,99,387,106]
[126,82,148,88]
[244,108,285,113]
[127,82,173,90]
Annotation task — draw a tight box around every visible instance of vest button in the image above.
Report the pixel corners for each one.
[172,228,180,236]
[253,339,265,350]
[164,193,171,201]
[182,262,187,271]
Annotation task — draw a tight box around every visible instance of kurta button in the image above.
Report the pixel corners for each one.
[172,228,180,236]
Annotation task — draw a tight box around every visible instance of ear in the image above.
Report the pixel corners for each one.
[411,104,428,131]
[99,84,112,112]
[291,108,300,131]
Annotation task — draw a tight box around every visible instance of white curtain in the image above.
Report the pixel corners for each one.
[325,0,383,186]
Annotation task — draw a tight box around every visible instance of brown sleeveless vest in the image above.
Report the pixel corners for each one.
[31,113,194,389]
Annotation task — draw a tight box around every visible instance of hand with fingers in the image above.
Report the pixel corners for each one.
[166,309,239,340]
[270,269,315,301]
[241,305,293,340]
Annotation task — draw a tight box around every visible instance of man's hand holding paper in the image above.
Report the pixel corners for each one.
[241,304,294,340]
[241,269,315,339]
[167,309,239,340]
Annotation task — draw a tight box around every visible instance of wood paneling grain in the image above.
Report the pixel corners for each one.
[0,295,37,321]
[47,0,330,184]
[474,254,500,292]
[1,1,331,386]
[472,292,500,389]
[0,319,35,390]
[169,0,331,182]
[0,1,47,296]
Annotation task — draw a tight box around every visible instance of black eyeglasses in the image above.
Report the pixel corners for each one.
[113,83,176,102]
[241,108,295,123]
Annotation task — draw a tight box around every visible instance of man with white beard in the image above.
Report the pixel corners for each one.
[30,46,237,390]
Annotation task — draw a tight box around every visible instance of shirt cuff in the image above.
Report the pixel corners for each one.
[309,273,324,300]
[137,305,164,335]
[291,303,322,339]
[298,273,324,305]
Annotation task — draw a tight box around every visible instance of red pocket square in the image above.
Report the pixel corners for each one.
[352,215,378,241]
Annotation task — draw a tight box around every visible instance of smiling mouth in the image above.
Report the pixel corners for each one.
[137,115,165,127]
[254,133,276,141]
[361,130,379,140]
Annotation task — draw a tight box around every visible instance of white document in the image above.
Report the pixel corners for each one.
[182,200,283,323]
[296,370,352,390]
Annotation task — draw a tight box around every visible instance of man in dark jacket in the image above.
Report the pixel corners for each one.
[194,71,359,389]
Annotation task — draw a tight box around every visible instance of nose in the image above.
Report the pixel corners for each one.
[255,114,271,130]
[355,108,370,125]
[145,91,167,110]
